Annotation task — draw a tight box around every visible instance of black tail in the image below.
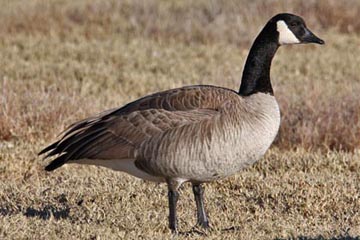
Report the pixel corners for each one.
[44,154,67,171]
[39,110,114,172]
[38,141,59,155]
[39,140,64,171]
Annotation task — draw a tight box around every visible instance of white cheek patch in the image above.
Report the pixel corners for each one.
[276,20,300,45]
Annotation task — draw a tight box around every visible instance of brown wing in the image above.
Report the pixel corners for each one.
[40,85,238,171]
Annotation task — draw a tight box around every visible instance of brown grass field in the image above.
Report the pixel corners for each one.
[0,0,360,239]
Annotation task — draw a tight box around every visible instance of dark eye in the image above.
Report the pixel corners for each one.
[290,21,300,27]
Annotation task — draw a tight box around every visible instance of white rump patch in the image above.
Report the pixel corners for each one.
[276,20,300,45]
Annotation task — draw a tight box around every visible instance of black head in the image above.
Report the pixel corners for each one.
[268,13,324,45]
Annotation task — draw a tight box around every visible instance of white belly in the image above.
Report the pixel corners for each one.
[71,158,165,182]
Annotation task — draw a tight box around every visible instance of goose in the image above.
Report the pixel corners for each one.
[39,13,324,233]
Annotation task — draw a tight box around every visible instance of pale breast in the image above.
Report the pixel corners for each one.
[135,93,280,182]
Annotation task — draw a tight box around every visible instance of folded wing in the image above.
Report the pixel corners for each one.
[40,85,238,171]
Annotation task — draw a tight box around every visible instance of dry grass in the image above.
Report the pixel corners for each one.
[1,0,360,45]
[1,144,360,239]
[0,0,359,151]
[0,0,360,239]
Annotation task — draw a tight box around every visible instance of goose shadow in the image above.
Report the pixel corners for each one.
[0,205,70,220]
[24,205,70,220]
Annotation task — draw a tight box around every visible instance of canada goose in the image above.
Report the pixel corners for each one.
[40,13,324,233]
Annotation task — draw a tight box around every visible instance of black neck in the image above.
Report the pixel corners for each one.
[239,25,279,96]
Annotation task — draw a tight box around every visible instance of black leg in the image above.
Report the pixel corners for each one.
[192,183,209,228]
[168,185,179,233]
